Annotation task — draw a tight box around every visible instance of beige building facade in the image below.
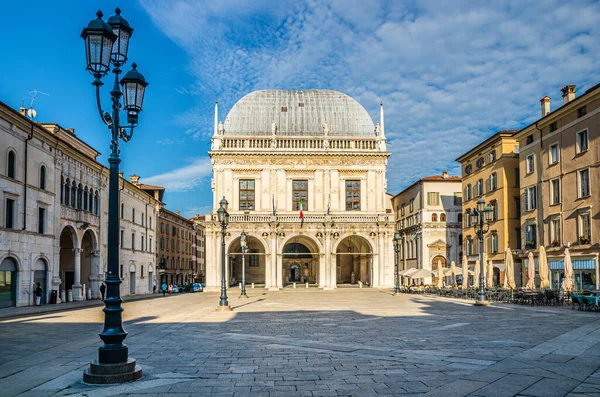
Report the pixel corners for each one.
[392,172,462,285]
[205,90,395,290]
[515,83,600,290]
[456,130,522,286]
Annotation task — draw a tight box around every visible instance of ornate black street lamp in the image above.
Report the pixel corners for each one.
[393,230,402,294]
[81,8,147,384]
[240,231,248,298]
[473,198,493,306]
[216,197,232,311]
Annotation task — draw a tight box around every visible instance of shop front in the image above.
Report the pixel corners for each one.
[549,258,597,291]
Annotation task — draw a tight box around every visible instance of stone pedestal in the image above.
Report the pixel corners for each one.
[83,358,142,384]
[67,289,73,302]
[72,284,83,302]
[474,300,490,307]
[215,305,232,311]
[60,290,66,303]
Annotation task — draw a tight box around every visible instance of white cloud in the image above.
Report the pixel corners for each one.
[144,158,212,192]
[139,0,600,192]
[181,205,214,219]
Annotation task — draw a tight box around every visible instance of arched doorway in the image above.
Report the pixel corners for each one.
[33,258,48,305]
[81,230,97,299]
[0,257,18,308]
[282,237,319,285]
[59,227,77,301]
[228,235,267,287]
[432,255,447,285]
[336,236,373,286]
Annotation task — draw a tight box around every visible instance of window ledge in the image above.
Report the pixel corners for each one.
[575,149,588,156]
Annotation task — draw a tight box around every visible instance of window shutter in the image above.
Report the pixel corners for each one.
[523,189,528,211]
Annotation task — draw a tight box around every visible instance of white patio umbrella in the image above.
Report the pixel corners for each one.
[436,260,444,288]
[462,255,469,288]
[526,252,536,289]
[473,258,480,288]
[562,248,574,292]
[504,247,516,290]
[448,261,456,285]
[399,268,418,276]
[409,268,436,279]
[487,260,494,288]
[538,246,550,289]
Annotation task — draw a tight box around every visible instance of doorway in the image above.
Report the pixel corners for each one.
[34,259,47,304]
[0,257,17,308]
[130,272,136,295]
[289,263,301,282]
[148,272,153,293]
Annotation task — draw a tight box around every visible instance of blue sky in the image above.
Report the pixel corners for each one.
[2,0,600,218]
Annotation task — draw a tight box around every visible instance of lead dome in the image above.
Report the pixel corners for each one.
[222,90,376,137]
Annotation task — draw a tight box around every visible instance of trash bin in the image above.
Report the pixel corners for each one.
[50,290,58,304]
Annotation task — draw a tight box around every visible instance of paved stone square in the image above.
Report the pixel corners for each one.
[1,289,600,396]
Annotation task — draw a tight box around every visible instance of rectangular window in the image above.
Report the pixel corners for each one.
[38,207,45,234]
[345,180,361,211]
[160,238,164,250]
[400,205,405,216]
[172,226,176,236]
[551,218,561,245]
[526,154,535,174]
[516,228,522,250]
[514,197,521,218]
[239,179,255,211]
[579,168,590,198]
[409,199,414,212]
[577,105,587,118]
[120,264,124,279]
[490,234,499,253]
[515,168,520,187]
[292,180,308,211]
[525,224,537,248]
[427,192,440,206]
[550,178,560,205]
[150,238,153,253]
[132,233,135,250]
[161,222,164,233]
[525,186,537,211]
[281,106,288,112]
[549,144,559,165]
[5,199,15,229]
[577,130,588,153]
[141,214,144,227]
[526,135,534,145]
[550,122,557,132]
[141,236,144,252]
[120,230,124,248]
[454,193,462,206]
[491,201,498,221]
[580,213,591,242]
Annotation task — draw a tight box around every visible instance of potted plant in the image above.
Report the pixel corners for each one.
[551,239,560,247]
[526,240,536,249]
[579,236,591,245]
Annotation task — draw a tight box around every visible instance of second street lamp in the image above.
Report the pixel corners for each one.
[81,8,147,384]
[240,231,248,298]
[216,197,232,311]
[473,198,493,306]
[393,231,402,294]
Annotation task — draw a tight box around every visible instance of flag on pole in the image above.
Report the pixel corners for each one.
[327,194,331,215]
[272,194,276,216]
[299,198,304,220]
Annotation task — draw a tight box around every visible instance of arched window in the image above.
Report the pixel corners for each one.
[132,208,136,223]
[141,213,144,226]
[458,213,463,223]
[77,184,83,209]
[440,213,446,222]
[121,203,124,218]
[431,213,437,222]
[7,150,16,179]
[60,175,65,204]
[83,187,89,211]
[71,181,77,207]
[88,189,93,212]
[171,258,175,269]
[94,191,99,215]
[65,178,71,206]
[39,165,46,190]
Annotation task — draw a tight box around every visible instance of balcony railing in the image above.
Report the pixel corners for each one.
[217,136,381,151]
[61,206,100,227]
[222,212,391,224]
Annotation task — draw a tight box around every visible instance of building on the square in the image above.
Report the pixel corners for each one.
[157,208,198,286]
[456,130,522,287]
[391,172,462,284]
[0,100,165,307]
[205,90,394,290]
[190,214,206,284]
[514,83,600,290]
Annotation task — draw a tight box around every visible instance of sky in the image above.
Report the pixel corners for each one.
[2,0,600,218]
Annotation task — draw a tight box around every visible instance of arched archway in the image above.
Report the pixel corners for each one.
[335,235,373,286]
[59,226,78,301]
[282,236,320,286]
[432,255,447,285]
[33,257,48,305]
[228,235,267,287]
[81,229,100,299]
[0,257,18,308]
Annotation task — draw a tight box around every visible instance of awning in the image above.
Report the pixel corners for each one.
[573,259,596,270]
[549,260,564,270]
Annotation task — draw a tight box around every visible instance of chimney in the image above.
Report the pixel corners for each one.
[561,85,576,105]
[540,96,550,117]
[175,210,180,215]
[442,170,449,179]
[67,128,75,135]
[119,172,124,179]
[19,107,27,116]
[129,174,140,185]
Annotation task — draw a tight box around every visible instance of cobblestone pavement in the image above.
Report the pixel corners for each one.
[1,289,600,397]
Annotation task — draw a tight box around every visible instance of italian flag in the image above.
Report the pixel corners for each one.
[299,198,304,219]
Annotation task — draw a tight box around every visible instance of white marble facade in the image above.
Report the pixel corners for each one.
[205,90,395,290]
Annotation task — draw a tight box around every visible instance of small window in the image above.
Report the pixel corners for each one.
[440,213,446,222]
[577,130,588,153]
[7,150,16,179]
[476,158,484,169]
[549,144,559,165]
[120,264,124,279]
[40,165,46,190]
[488,150,496,163]
[281,106,288,112]
[577,105,587,118]
[132,233,135,250]
[550,218,561,245]
[120,230,124,248]
[525,224,537,248]
[292,180,308,211]
[141,213,144,226]
[409,199,414,212]
[550,122,557,132]
[465,164,472,175]
[149,238,152,253]
[457,213,462,223]
[121,203,124,218]
[525,186,537,211]
[454,193,462,206]
[550,178,561,205]
[526,154,535,174]
[5,198,15,229]
[526,135,534,145]
[465,184,472,201]
[427,192,440,206]
[578,168,590,198]
[132,208,136,223]
[490,233,499,253]
[38,207,45,234]
[489,173,498,191]
[431,213,437,222]
[345,180,361,211]
[579,213,591,243]
[239,179,255,211]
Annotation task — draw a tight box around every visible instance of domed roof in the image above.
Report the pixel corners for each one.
[223,90,376,137]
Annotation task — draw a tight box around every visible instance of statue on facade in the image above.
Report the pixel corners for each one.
[351,272,356,284]
[375,123,381,136]
[217,121,225,134]
[271,120,277,135]
[322,121,329,136]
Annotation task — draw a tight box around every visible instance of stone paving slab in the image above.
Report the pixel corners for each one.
[0,290,600,396]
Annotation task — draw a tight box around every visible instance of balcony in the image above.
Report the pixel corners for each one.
[61,206,100,227]
[215,136,382,152]
[220,212,391,224]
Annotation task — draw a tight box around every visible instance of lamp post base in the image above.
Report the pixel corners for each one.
[215,305,232,311]
[83,358,142,384]
[474,300,490,306]
[238,295,249,299]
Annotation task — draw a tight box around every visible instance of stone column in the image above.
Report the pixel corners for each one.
[276,253,283,288]
[72,248,83,301]
[268,233,276,289]
[318,254,325,287]
[376,233,385,287]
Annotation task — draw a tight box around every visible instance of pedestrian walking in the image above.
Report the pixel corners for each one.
[34,282,43,306]
[100,282,106,300]
[161,282,167,297]
[168,284,173,295]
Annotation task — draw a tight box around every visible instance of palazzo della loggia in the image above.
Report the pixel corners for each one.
[204,90,395,290]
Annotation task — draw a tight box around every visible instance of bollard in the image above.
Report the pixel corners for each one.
[252,283,255,289]
[67,289,73,302]
[239,282,242,289]
[60,290,66,303]
[293,283,296,289]
[306,282,309,288]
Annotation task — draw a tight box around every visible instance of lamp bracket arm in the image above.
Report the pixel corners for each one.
[93,77,113,127]
[119,126,135,142]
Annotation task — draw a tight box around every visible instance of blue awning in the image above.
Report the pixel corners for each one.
[549,260,564,270]
[573,259,596,270]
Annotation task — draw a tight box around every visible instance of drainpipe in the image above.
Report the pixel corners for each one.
[22,117,34,231]
[535,122,545,247]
